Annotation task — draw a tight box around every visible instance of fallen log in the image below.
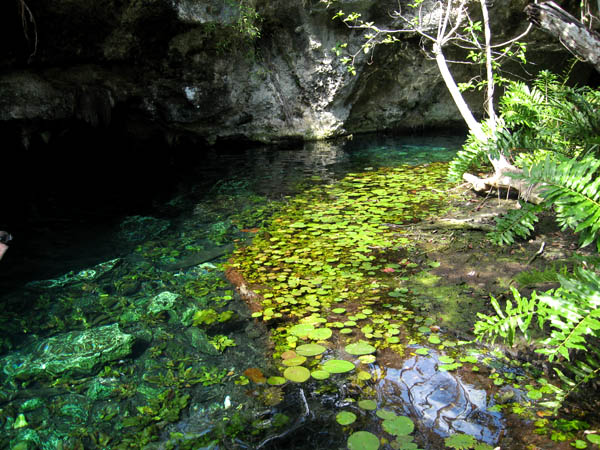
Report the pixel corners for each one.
[525,1,600,73]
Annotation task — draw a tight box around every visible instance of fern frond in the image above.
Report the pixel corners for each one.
[487,201,543,246]
[536,268,600,362]
[518,156,600,249]
[447,133,489,183]
[474,287,540,346]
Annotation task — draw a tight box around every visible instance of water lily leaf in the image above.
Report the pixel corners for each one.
[243,368,266,383]
[322,359,355,374]
[358,354,376,364]
[376,409,397,420]
[289,324,314,337]
[340,328,353,334]
[267,376,286,386]
[438,363,461,371]
[415,348,429,356]
[357,370,372,381]
[527,389,542,400]
[387,336,400,344]
[283,366,310,383]
[428,335,441,345]
[444,433,476,449]
[311,370,330,380]
[308,327,332,340]
[382,416,414,436]
[438,356,455,364]
[281,350,297,360]
[332,308,346,314]
[282,355,307,366]
[345,341,377,356]
[336,411,357,426]
[358,399,378,410]
[587,434,600,444]
[295,343,326,357]
[348,431,380,450]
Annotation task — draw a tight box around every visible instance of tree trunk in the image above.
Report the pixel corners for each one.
[525,1,600,73]
[433,43,486,141]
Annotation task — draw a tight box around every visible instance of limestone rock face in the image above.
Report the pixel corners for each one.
[1,323,134,380]
[0,0,577,146]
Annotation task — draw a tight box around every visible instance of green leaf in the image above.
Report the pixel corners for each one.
[336,411,357,425]
[348,431,380,450]
[382,416,415,436]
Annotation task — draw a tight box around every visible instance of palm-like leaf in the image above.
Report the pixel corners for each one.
[516,155,600,249]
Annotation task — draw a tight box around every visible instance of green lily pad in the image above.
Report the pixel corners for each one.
[527,389,542,400]
[348,431,380,450]
[415,348,429,356]
[357,370,372,381]
[308,327,333,340]
[282,355,307,366]
[295,343,327,357]
[439,356,455,364]
[428,335,441,345]
[322,359,355,374]
[382,416,415,436]
[266,376,286,386]
[283,366,310,383]
[340,328,353,334]
[332,308,346,314]
[345,341,377,356]
[311,370,330,380]
[376,409,397,420]
[444,433,476,449]
[358,354,377,364]
[358,399,377,410]
[438,363,461,371]
[587,434,600,444]
[387,336,400,344]
[289,323,314,338]
[336,411,357,426]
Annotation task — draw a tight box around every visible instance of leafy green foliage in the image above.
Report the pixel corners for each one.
[536,268,600,361]
[516,155,600,249]
[487,201,543,246]
[499,70,600,159]
[447,133,490,182]
[474,287,541,346]
[475,267,600,406]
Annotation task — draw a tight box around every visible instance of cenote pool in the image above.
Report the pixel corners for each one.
[0,134,574,449]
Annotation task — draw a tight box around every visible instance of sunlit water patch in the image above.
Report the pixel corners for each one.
[378,350,503,445]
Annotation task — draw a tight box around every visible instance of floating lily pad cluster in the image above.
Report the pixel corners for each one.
[231,165,449,359]
[340,406,422,450]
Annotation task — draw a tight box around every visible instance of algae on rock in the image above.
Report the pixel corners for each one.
[2,323,134,380]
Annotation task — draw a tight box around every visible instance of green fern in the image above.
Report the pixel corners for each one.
[474,287,542,346]
[487,201,542,246]
[447,133,490,183]
[475,267,600,407]
[517,155,600,249]
[536,268,600,361]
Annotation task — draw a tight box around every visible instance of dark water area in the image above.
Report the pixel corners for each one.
[0,131,475,450]
[0,132,463,292]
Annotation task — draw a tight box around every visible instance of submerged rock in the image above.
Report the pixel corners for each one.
[148,291,180,315]
[1,323,134,381]
[26,258,120,289]
[119,215,170,243]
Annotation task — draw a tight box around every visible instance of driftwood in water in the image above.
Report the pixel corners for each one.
[525,1,600,73]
